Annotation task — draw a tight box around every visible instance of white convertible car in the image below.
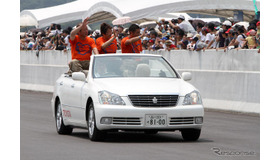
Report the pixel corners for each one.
[51,54,204,141]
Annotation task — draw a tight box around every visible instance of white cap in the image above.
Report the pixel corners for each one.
[178,15,185,20]
[222,20,232,26]
[227,17,234,22]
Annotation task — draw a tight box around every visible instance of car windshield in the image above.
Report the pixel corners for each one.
[93,55,178,78]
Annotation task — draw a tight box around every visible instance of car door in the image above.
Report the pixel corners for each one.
[58,76,74,124]
[66,78,86,124]
[59,76,85,124]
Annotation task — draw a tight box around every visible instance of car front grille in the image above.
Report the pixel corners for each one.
[112,117,141,125]
[128,95,179,107]
[169,117,194,125]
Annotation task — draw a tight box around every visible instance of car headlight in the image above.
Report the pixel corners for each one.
[182,90,202,105]
[98,90,126,105]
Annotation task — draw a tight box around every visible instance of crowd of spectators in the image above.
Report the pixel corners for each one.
[20,16,260,53]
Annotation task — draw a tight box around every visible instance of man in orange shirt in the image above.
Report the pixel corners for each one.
[96,23,118,54]
[68,17,99,75]
[121,24,146,53]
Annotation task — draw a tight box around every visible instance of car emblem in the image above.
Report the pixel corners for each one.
[152,97,158,104]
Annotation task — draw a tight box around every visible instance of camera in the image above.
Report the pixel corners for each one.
[164,19,178,24]
[164,21,169,25]
[171,19,178,24]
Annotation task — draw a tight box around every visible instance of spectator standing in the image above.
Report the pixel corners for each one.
[194,34,207,51]
[149,30,163,50]
[34,32,43,50]
[142,37,149,50]
[155,19,166,35]
[187,37,197,51]
[186,33,193,44]
[205,23,216,49]
[20,38,28,50]
[68,17,99,74]
[217,20,232,48]
[48,23,62,36]
[243,29,257,49]
[62,30,71,51]
[27,39,35,50]
[54,33,65,50]
[121,24,147,53]
[168,15,197,35]
[176,28,185,49]
[148,30,157,48]
[45,36,54,50]
[226,29,237,49]
[40,37,49,50]
[177,34,188,49]
[216,30,230,51]
[147,39,154,51]
[200,27,208,42]
[165,40,177,51]
[196,23,204,38]
[236,26,247,49]
[154,38,164,50]
[256,21,260,38]
[256,21,260,52]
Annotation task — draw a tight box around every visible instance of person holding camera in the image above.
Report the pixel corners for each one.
[96,23,118,54]
[168,15,196,35]
[68,17,99,75]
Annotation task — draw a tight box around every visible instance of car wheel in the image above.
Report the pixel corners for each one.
[55,100,73,134]
[180,129,201,141]
[87,102,106,141]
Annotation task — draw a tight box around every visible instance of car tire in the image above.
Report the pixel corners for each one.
[87,102,106,141]
[55,100,73,135]
[180,129,201,141]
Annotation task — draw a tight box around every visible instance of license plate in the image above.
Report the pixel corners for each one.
[145,115,167,127]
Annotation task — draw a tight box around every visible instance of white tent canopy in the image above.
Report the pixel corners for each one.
[20,0,260,28]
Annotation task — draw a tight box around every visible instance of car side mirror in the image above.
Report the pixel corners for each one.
[182,72,192,81]
[72,72,86,81]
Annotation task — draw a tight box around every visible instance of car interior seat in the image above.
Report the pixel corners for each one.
[135,64,151,77]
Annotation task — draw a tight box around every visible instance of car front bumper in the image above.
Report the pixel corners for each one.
[94,102,204,131]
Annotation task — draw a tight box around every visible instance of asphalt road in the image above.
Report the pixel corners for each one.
[21,90,260,160]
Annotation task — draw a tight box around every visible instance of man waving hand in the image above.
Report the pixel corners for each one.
[68,17,99,75]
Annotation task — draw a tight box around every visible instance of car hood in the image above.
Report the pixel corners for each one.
[92,78,197,96]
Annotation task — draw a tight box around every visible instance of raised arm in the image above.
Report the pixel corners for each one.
[101,29,119,49]
[124,28,147,45]
[70,17,89,41]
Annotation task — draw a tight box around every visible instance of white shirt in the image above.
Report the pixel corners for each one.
[64,35,71,50]
[205,33,215,48]
[45,41,52,49]
[236,34,246,48]
[200,31,206,42]
[51,29,62,35]
[178,21,196,35]
[187,43,195,50]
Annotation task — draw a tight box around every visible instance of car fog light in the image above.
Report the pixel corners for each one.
[100,117,112,124]
[195,117,203,124]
